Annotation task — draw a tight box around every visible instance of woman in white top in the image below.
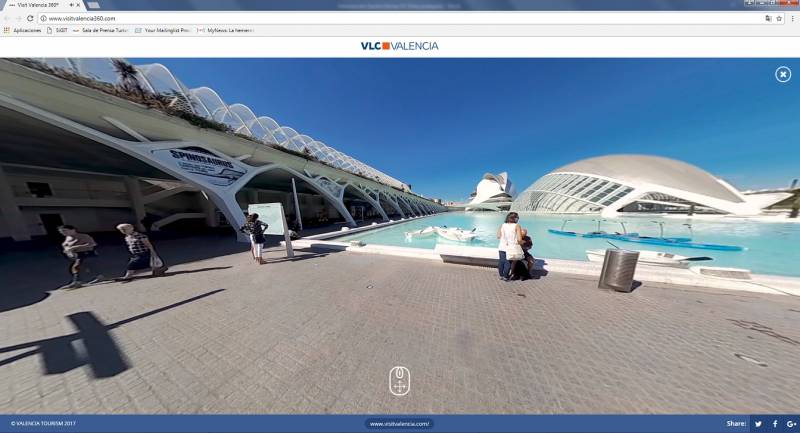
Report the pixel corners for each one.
[497,212,525,281]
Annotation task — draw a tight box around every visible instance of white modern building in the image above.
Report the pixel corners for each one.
[0,58,445,243]
[511,155,792,217]
[466,172,516,211]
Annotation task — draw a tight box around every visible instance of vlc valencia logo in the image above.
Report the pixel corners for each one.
[360,41,439,51]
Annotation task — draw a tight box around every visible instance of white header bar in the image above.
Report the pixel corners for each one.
[5,36,800,57]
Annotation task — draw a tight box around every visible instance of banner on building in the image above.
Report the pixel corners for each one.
[151,147,246,187]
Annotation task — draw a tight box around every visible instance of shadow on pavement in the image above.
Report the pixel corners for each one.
[0,291,50,314]
[529,259,550,280]
[0,233,246,313]
[0,289,225,379]
[116,266,233,283]
[263,252,331,264]
[511,258,550,281]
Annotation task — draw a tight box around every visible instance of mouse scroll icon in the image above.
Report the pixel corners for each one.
[389,366,410,396]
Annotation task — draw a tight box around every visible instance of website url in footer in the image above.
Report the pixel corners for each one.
[365,418,434,429]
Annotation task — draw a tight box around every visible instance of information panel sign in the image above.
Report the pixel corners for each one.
[247,202,294,257]
[247,202,285,235]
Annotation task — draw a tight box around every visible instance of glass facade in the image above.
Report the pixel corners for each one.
[34,58,408,191]
[511,173,634,213]
[619,192,724,214]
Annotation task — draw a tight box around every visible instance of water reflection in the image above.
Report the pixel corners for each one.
[339,213,800,277]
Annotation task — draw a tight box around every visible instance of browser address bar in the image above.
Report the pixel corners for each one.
[36,11,785,26]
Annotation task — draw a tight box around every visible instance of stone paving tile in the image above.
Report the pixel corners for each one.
[2,241,800,414]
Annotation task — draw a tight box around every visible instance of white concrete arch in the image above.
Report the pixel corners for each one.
[236,164,357,228]
[44,58,412,192]
[274,126,302,152]
[136,63,200,114]
[186,94,212,118]
[402,197,418,216]
[396,196,417,217]
[16,59,433,215]
[229,104,272,141]
[345,183,389,222]
[407,199,419,215]
[292,134,316,155]
[305,140,330,162]
[410,199,425,215]
[136,63,187,98]
[190,87,252,136]
[256,116,280,145]
[39,58,77,72]
[257,116,282,136]
[379,193,406,218]
[0,93,253,241]
[71,58,123,85]
[190,87,228,118]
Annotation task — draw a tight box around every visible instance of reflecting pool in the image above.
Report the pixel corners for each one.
[336,213,800,277]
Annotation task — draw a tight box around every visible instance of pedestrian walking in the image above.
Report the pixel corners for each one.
[115,223,168,280]
[58,225,103,289]
[239,213,269,264]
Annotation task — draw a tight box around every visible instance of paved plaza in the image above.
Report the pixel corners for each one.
[1,236,800,414]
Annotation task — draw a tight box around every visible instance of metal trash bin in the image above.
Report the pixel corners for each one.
[598,249,639,292]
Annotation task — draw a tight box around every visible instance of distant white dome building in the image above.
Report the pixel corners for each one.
[511,155,791,217]
[466,172,517,211]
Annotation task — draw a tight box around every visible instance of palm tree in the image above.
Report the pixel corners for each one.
[112,59,147,101]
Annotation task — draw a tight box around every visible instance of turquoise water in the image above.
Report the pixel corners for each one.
[337,213,800,277]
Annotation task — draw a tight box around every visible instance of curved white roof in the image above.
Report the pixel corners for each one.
[553,155,743,203]
[35,58,409,191]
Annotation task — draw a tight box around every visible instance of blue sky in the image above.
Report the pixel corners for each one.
[134,58,799,201]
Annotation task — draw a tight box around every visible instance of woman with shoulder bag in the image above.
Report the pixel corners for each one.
[115,223,168,281]
[497,212,525,281]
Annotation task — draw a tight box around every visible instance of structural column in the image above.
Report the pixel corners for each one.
[291,178,303,230]
[247,189,259,204]
[0,165,31,241]
[382,194,406,219]
[123,176,147,232]
[406,198,421,216]
[198,191,219,228]
[352,185,389,222]
[403,199,417,217]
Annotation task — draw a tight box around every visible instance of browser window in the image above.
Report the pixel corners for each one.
[0,1,798,433]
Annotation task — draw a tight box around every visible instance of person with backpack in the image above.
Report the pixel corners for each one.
[58,225,103,289]
[239,213,269,264]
